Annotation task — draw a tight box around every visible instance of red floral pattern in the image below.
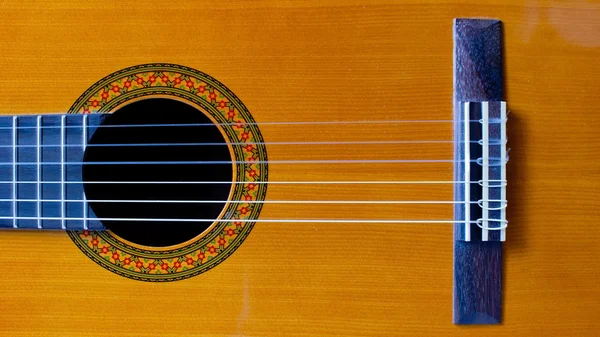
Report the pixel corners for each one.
[69,65,267,281]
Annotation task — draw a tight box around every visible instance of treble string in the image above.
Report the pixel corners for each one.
[0,180,474,184]
[0,216,466,224]
[0,140,458,147]
[0,140,498,148]
[1,198,470,204]
[0,119,465,130]
[0,159,476,165]
[0,117,506,129]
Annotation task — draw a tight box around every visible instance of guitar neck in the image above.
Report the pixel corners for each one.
[0,114,107,230]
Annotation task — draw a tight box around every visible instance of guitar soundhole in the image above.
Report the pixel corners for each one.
[82,98,233,247]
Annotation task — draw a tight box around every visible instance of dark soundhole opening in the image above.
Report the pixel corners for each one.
[82,98,233,247]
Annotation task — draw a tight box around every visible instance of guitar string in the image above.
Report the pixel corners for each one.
[3,199,492,204]
[0,183,506,204]
[1,180,504,184]
[0,118,506,129]
[0,140,508,147]
[0,180,505,204]
[0,216,482,224]
[0,216,509,232]
[3,119,505,163]
[0,141,453,147]
[3,137,505,165]
[0,159,506,165]
[1,217,509,232]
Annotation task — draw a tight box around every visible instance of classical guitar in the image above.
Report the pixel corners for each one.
[0,1,598,336]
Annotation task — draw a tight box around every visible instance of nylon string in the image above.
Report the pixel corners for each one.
[1,118,506,226]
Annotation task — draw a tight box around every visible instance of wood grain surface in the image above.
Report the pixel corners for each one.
[0,0,599,336]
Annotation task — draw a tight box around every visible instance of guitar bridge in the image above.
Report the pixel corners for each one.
[453,18,508,325]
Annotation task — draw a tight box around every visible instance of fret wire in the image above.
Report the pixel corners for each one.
[12,116,17,229]
[60,115,66,230]
[36,116,42,229]
[82,115,88,230]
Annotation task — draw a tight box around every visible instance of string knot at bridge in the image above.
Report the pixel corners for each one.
[455,101,508,242]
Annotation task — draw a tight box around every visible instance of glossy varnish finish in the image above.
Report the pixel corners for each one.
[0,1,599,336]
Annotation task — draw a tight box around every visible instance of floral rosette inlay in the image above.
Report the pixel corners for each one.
[66,64,268,282]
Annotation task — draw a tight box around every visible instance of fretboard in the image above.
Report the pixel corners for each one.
[0,114,107,230]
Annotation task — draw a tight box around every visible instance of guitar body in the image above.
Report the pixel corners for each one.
[0,1,598,336]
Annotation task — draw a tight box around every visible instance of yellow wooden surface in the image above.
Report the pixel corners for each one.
[0,0,599,336]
